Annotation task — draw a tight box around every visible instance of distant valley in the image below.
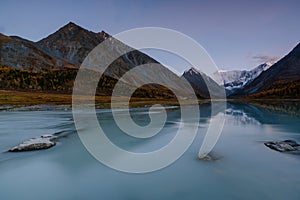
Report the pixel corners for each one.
[184,43,300,99]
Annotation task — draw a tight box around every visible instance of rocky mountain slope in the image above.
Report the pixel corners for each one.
[37,22,109,66]
[182,67,225,98]
[0,33,75,71]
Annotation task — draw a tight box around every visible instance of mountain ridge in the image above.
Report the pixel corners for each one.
[217,63,272,95]
[1,22,299,99]
[182,67,225,98]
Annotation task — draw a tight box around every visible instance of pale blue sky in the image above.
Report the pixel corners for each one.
[1,0,300,71]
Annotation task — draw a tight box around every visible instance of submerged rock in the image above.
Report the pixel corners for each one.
[264,140,300,153]
[199,152,221,161]
[9,135,57,152]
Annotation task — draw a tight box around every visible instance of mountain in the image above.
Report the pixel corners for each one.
[182,67,225,98]
[230,43,300,98]
[0,22,192,98]
[2,22,298,99]
[0,33,75,71]
[37,22,109,66]
[217,63,271,94]
[36,22,167,81]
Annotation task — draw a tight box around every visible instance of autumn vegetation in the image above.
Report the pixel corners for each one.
[0,66,178,106]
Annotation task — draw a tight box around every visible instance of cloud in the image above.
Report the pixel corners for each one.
[252,55,281,64]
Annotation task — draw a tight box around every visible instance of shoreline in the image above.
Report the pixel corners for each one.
[1,90,299,111]
[0,89,182,110]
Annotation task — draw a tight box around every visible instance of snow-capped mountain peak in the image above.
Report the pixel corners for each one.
[217,63,272,91]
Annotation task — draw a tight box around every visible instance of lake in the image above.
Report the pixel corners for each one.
[0,102,299,200]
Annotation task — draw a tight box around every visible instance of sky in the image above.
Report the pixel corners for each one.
[1,0,300,71]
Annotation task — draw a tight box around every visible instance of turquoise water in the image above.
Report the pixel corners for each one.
[0,103,299,200]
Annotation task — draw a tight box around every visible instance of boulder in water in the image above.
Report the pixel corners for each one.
[264,140,300,152]
[9,135,57,152]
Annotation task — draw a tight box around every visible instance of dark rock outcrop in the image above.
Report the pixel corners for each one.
[264,140,300,152]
